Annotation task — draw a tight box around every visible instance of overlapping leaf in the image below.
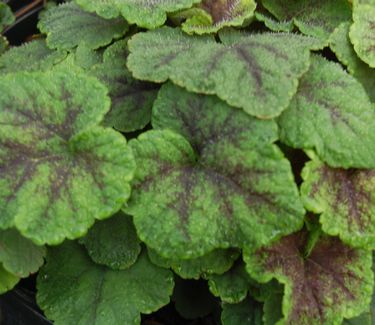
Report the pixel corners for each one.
[125,83,304,259]
[75,0,201,28]
[221,296,263,325]
[0,265,19,295]
[127,27,322,118]
[37,242,174,325]
[0,71,135,245]
[278,55,375,168]
[245,231,374,325]
[38,3,128,50]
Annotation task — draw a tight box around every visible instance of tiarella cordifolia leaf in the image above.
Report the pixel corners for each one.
[38,3,128,50]
[74,44,104,70]
[37,242,174,325]
[301,158,375,249]
[350,0,375,68]
[0,229,46,278]
[330,23,375,102]
[221,296,263,325]
[261,0,351,41]
[80,212,141,270]
[179,0,257,34]
[278,55,375,168]
[244,231,374,325]
[0,3,14,31]
[148,248,239,279]
[0,39,67,73]
[125,84,304,258]
[127,27,321,118]
[75,0,201,28]
[0,265,19,294]
[0,71,135,245]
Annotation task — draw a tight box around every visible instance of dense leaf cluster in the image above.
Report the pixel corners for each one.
[1,0,375,324]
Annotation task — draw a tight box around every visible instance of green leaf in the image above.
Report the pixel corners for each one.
[0,229,46,277]
[0,39,67,73]
[80,212,141,270]
[330,22,375,102]
[221,296,263,325]
[254,11,294,32]
[0,264,19,295]
[38,3,128,50]
[244,231,374,325]
[0,71,135,245]
[148,248,239,279]
[0,36,8,54]
[127,27,321,118]
[0,3,15,31]
[37,242,174,325]
[261,282,284,325]
[278,55,375,168]
[180,0,257,34]
[75,0,201,28]
[349,0,375,68]
[301,158,375,249]
[261,0,351,41]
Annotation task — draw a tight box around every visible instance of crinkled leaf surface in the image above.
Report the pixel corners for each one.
[245,231,374,325]
[261,0,351,41]
[75,0,201,28]
[125,84,304,259]
[80,212,141,270]
[0,229,46,278]
[278,55,375,168]
[350,0,375,68]
[0,264,19,295]
[148,248,239,279]
[330,23,375,102]
[0,71,135,245]
[37,242,174,325]
[0,39,67,73]
[180,0,257,34]
[221,296,263,325]
[301,158,375,249]
[38,3,128,50]
[127,27,320,118]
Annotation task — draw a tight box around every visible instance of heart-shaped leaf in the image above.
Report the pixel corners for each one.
[0,71,135,245]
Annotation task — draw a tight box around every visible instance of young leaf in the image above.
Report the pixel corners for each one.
[221,296,263,325]
[80,212,141,270]
[349,0,375,68]
[127,27,321,118]
[0,39,67,73]
[0,229,46,278]
[0,265,19,295]
[180,0,257,34]
[37,242,174,325]
[75,0,201,29]
[301,158,375,249]
[278,55,375,168]
[244,231,374,325]
[0,3,15,31]
[0,71,135,245]
[261,0,351,41]
[330,23,375,102]
[38,3,128,50]
[148,248,239,279]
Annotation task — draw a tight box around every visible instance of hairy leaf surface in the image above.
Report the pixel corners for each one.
[278,55,375,168]
[38,3,128,50]
[37,242,174,325]
[127,27,320,118]
[0,71,135,245]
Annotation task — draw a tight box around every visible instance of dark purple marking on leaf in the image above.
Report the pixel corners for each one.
[200,0,245,24]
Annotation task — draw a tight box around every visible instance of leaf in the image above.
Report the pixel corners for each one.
[127,27,321,118]
[0,3,14,31]
[261,0,351,41]
[330,22,375,102]
[278,55,375,168]
[350,0,375,68]
[180,0,257,34]
[38,3,128,50]
[0,39,67,73]
[0,71,135,245]
[244,231,374,325]
[125,84,305,259]
[221,296,263,325]
[0,264,19,295]
[254,11,294,32]
[0,36,8,55]
[75,0,201,28]
[148,248,239,279]
[37,242,174,325]
[0,229,46,278]
[261,282,284,325]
